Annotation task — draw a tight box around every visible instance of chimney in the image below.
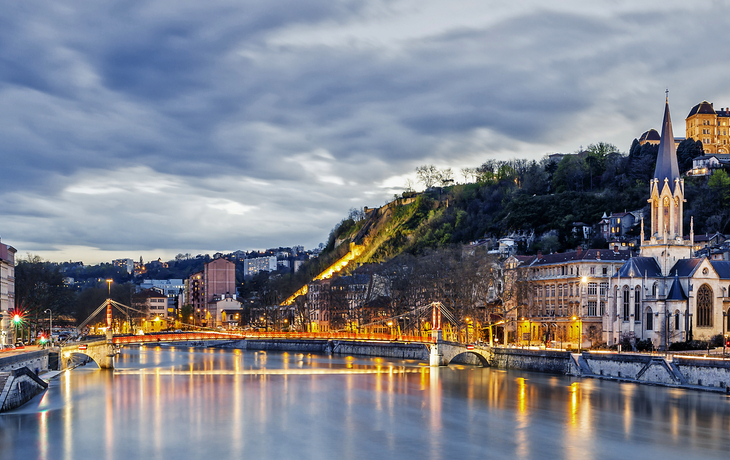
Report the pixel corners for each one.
[577,246,583,257]
[537,250,542,259]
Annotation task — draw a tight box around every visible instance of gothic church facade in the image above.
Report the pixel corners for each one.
[604,98,730,348]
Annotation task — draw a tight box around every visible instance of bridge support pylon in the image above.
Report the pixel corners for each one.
[100,329,115,370]
[430,329,445,366]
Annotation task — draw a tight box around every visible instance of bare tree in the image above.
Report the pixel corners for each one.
[416,164,440,188]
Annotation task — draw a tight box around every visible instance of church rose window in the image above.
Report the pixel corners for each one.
[697,284,713,327]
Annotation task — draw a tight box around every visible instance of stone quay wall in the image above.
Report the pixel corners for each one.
[488,348,572,374]
[0,350,49,374]
[674,356,730,389]
[0,366,48,412]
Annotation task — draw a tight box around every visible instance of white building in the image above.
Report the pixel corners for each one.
[243,256,277,277]
[0,238,17,345]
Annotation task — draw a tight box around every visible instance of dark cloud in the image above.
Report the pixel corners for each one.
[1,1,730,262]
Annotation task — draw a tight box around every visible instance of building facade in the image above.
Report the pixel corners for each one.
[685,101,730,154]
[511,248,630,348]
[606,98,730,349]
[243,256,277,277]
[131,289,170,332]
[0,239,17,345]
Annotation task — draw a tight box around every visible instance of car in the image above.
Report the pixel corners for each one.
[13,342,25,349]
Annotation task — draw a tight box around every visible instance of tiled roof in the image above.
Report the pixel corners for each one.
[614,257,662,278]
[687,101,716,117]
[668,258,703,277]
[532,249,631,266]
[666,275,687,300]
[709,261,730,279]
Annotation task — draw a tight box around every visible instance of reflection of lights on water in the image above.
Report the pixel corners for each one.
[114,368,423,376]
[569,382,579,426]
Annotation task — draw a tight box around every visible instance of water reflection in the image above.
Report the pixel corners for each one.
[1,347,730,460]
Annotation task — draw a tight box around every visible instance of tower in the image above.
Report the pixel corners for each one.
[641,95,692,273]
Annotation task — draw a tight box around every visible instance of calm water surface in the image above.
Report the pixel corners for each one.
[1,346,730,460]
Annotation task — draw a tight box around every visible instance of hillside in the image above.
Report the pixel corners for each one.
[279,140,729,300]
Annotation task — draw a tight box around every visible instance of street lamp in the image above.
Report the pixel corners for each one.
[106,279,113,297]
[44,309,53,346]
[13,313,20,342]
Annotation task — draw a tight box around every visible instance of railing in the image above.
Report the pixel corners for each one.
[112,331,435,345]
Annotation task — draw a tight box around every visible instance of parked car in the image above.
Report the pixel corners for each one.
[13,342,25,349]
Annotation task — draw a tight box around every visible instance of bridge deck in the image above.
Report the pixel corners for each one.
[112,331,435,345]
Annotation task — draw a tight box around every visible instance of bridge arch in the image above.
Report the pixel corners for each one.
[61,341,115,369]
[447,351,490,366]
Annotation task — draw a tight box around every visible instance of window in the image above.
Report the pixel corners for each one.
[551,285,556,297]
[587,301,597,316]
[697,284,713,327]
[600,282,608,297]
[652,283,657,297]
[646,307,653,330]
[634,287,641,320]
[570,284,573,297]
[600,301,606,316]
[623,287,630,321]
[588,283,597,295]
[602,267,608,275]
[590,266,595,275]
[675,310,680,330]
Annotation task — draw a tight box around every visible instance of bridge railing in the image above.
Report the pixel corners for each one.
[112,331,435,344]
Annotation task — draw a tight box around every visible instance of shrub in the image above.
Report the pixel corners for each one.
[635,339,654,352]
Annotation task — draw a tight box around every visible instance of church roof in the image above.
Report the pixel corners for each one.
[687,101,716,117]
[666,275,687,300]
[654,99,681,191]
[709,260,730,279]
[668,258,703,277]
[614,257,662,278]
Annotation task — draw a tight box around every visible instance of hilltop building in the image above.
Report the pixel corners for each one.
[0,238,16,345]
[685,101,730,154]
[243,256,277,277]
[605,98,730,349]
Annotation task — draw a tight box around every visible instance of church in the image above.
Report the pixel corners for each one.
[604,97,730,349]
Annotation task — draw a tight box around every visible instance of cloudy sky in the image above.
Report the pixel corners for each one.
[3,0,730,264]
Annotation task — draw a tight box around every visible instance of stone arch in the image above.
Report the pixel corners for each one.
[447,351,490,367]
[64,351,100,369]
[696,284,713,327]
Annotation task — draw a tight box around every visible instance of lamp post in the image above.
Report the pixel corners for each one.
[723,310,727,358]
[44,309,53,346]
[13,314,20,344]
[106,279,113,298]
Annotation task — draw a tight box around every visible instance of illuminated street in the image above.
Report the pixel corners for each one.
[1,347,729,459]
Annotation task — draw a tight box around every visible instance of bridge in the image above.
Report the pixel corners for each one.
[68,299,490,369]
[59,330,492,369]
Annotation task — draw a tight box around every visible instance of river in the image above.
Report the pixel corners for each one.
[1,346,729,459]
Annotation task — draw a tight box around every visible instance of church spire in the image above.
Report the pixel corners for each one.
[653,95,680,190]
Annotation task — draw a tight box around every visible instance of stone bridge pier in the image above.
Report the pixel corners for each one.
[429,330,491,366]
[60,336,116,370]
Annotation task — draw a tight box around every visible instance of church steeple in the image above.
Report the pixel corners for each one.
[647,93,685,243]
[653,93,681,189]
